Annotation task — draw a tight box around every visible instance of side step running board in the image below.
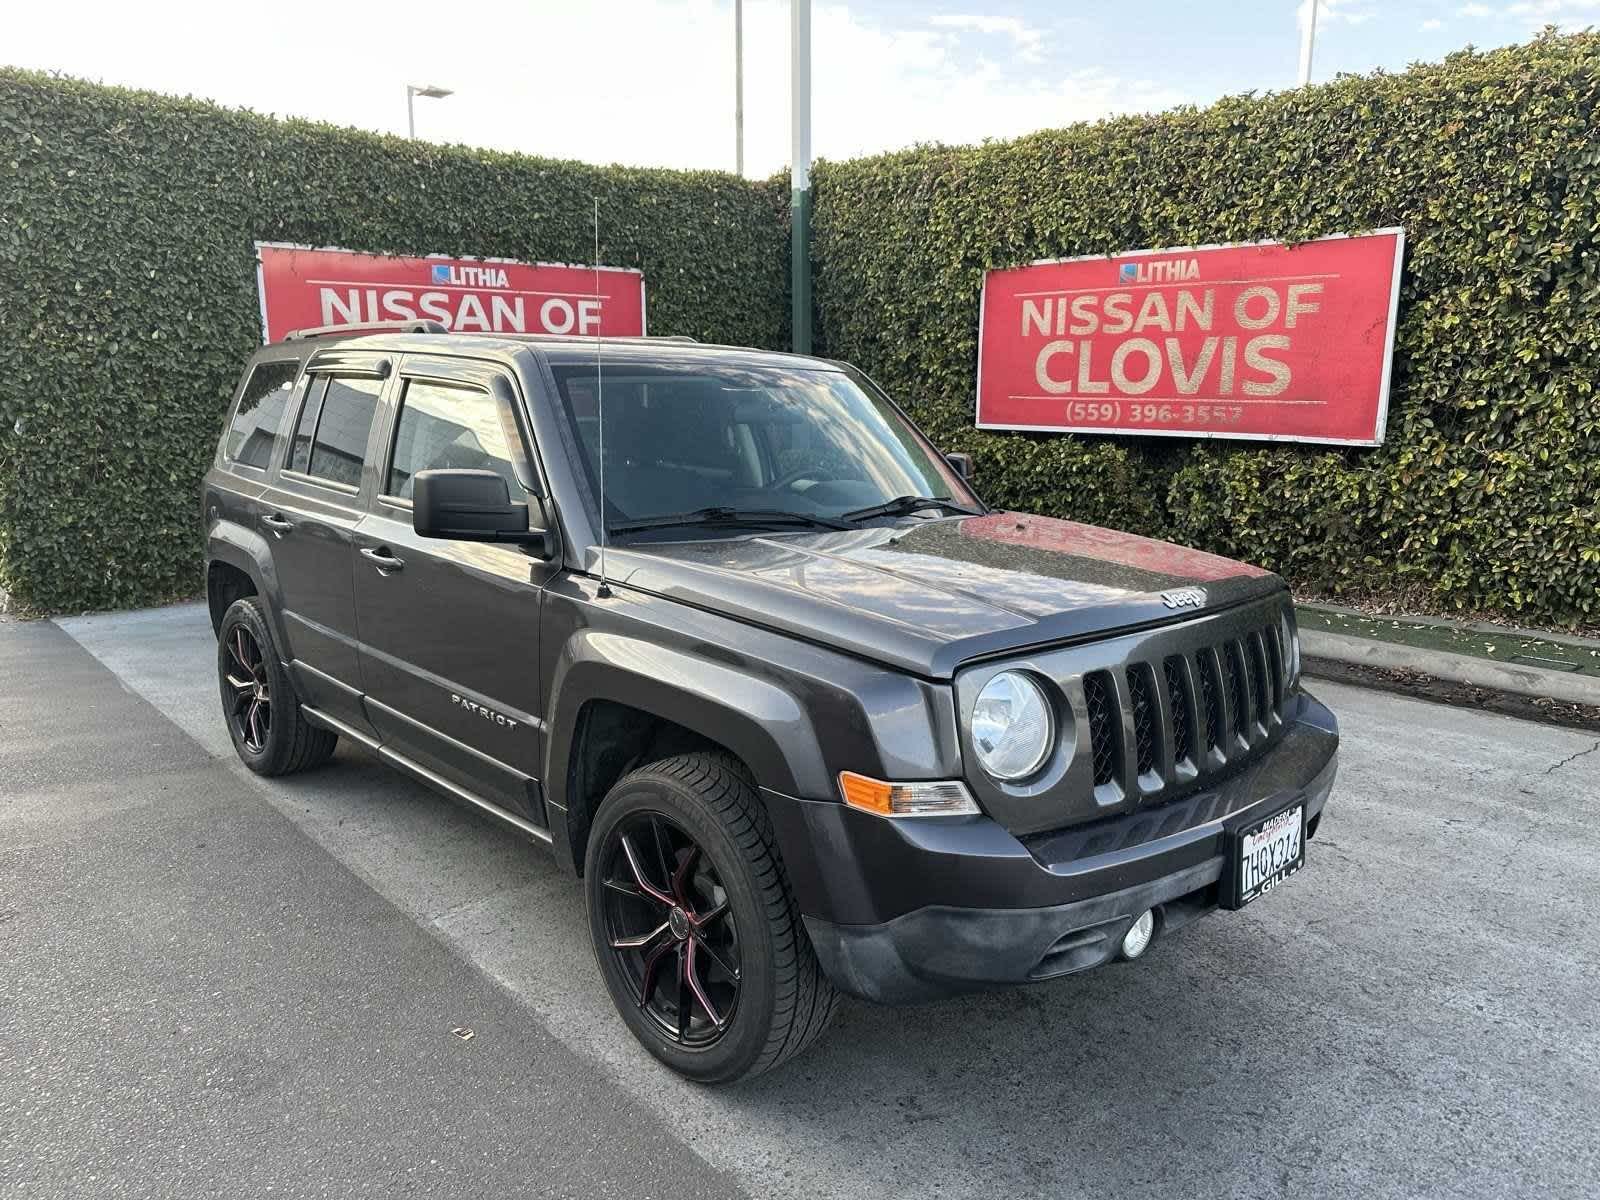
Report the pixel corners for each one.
[299,704,553,845]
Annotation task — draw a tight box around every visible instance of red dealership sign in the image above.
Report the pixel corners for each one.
[254,242,646,343]
[976,229,1405,446]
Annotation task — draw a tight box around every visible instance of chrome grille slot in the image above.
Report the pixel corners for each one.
[1197,649,1223,754]
[1083,670,1117,787]
[1246,631,1271,728]
[1163,655,1193,766]
[1223,640,1247,741]
[1264,625,1284,711]
[1126,664,1158,778]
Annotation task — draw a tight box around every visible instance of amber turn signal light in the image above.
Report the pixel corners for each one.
[838,772,980,817]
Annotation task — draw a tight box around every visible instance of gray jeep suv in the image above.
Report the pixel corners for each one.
[203,321,1339,1082]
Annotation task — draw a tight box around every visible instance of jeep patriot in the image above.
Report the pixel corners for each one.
[203,320,1338,1082]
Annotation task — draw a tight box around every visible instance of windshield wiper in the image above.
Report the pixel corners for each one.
[841,494,982,523]
[609,506,854,534]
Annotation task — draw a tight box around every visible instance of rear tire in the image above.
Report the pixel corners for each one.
[584,752,840,1083]
[217,597,337,776]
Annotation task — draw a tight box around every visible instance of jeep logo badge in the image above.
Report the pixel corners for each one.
[1160,587,1207,610]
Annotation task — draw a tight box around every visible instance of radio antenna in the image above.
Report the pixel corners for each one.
[593,196,612,599]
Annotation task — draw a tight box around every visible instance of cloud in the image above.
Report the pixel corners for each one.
[1299,0,1377,30]
[1506,0,1600,18]
[1459,0,1600,31]
[1420,16,1445,28]
[927,13,1047,63]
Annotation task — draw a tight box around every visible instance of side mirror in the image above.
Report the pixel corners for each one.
[412,469,552,556]
[945,451,974,481]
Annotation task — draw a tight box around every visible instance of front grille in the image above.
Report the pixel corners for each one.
[1081,612,1292,804]
[1084,671,1117,786]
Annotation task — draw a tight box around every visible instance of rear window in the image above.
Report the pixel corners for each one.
[224,361,299,468]
[296,376,382,488]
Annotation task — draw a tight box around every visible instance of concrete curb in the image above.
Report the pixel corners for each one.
[1302,628,1600,707]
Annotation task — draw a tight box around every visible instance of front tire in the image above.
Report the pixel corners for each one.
[584,752,839,1083]
[217,597,337,776]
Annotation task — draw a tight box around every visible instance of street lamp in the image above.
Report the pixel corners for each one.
[1297,0,1320,86]
[406,83,453,139]
[791,0,811,354]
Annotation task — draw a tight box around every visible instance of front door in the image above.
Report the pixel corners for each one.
[352,358,555,822]
[261,354,390,735]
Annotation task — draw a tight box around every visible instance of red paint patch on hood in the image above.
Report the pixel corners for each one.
[961,512,1269,584]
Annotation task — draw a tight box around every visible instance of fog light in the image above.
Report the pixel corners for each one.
[1120,909,1156,960]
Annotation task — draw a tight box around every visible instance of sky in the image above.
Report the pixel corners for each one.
[6,0,1598,177]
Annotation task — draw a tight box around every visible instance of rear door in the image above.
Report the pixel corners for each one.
[351,356,555,822]
[259,349,392,735]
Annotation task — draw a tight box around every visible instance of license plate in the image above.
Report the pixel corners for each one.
[1231,803,1305,908]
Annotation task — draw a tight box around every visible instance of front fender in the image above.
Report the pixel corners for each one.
[536,582,965,908]
[544,628,828,812]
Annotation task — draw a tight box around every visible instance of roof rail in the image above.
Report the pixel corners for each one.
[501,333,700,345]
[281,319,448,342]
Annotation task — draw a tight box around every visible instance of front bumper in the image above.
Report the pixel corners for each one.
[764,690,1339,1004]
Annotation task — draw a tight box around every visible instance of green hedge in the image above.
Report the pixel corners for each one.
[6,36,1600,626]
[812,32,1600,627]
[0,70,789,612]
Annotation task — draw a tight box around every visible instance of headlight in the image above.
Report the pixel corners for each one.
[971,671,1054,781]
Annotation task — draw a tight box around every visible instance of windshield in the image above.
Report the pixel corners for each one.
[548,361,978,534]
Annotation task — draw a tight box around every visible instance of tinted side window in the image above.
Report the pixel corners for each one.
[386,381,521,500]
[288,377,329,475]
[305,377,383,487]
[225,361,299,468]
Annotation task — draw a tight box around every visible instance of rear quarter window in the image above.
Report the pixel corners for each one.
[224,361,300,469]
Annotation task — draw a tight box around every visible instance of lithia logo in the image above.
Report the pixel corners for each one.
[431,262,510,288]
[452,693,519,730]
[1119,257,1201,284]
[1160,587,1207,610]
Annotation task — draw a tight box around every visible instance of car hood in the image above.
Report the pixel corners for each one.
[600,511,1282,678]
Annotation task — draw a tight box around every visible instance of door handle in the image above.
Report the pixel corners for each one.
[360,546,405,573]
[261,513,294,533]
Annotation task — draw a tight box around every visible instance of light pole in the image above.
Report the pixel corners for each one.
[406,83,453,139]
[1297,0,1319,86]
[790,0,811,354]
[735,0,745,177]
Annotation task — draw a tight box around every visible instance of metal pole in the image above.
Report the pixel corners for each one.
[790,0,812,354]
[735,0,745,177]
[1298,0,1319,87]
[406,85,416,138]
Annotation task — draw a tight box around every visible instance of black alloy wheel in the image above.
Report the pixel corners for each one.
[216,596,337,776]
[223,624,272,753]
[598,812,742,1047]
[584,752,840,1083]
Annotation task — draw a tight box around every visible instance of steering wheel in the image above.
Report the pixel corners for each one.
[768,464,820,491]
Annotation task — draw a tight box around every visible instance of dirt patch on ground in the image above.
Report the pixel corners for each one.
[1305,657,1600,735]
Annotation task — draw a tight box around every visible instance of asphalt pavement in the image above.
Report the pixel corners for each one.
[5,601,1599,1199]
